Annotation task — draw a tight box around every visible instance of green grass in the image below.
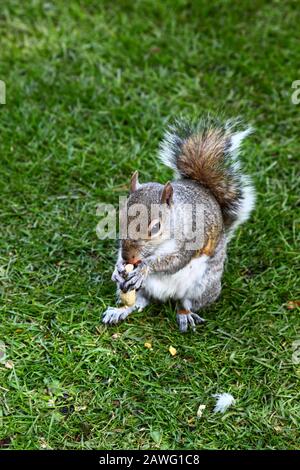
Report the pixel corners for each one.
[0,0,299,450]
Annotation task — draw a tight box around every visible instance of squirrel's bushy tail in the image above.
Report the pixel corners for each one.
[159,116,255,236]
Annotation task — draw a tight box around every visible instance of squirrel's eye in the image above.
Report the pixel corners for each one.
[149,220,161,237]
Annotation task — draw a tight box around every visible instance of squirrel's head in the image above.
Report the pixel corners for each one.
[120,171,175,264]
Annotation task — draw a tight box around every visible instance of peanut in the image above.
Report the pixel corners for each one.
[119,264,136,307]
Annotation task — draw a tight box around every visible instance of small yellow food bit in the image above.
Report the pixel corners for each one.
[120,264,136,307]
[196,404,206,418]
[169,346,177,356]
[144,342,152,349]
[5,360,14,369]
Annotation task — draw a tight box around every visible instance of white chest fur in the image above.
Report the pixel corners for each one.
[144,255,208,302]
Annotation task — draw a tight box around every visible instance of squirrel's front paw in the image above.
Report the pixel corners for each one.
[176,310,205,333]
[121,262,149,293]
[111,261,126,286]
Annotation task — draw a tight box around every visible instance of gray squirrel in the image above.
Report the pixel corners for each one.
[102,116,255,332]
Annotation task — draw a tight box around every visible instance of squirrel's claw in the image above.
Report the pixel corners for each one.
[121,262,149,293]
[176,311,205,333]
[102,306,131,324]
[111,270,123,284]
[121,275,143,293]
[111,261,127,285]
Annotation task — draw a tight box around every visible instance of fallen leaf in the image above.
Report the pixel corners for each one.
[169,346,177,356]
[150,430,162,444]
[287,300,300,310]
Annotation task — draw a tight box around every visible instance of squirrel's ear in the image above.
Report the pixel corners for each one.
[130,171,140,193]
[161,182,173,206]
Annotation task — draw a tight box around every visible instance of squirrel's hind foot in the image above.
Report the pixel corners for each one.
[176,309,205,333]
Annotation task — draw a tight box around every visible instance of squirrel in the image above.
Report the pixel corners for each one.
[102,115,256,332]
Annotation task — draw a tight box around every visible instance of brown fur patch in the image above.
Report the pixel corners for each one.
[203,225,220,256]
[178,130,238,209]
[193,225,220,258]
[177,309,190,315]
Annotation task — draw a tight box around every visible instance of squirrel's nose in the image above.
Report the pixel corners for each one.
[124,256,141,266]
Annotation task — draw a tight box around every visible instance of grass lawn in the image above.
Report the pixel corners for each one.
[0,0,299,450]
